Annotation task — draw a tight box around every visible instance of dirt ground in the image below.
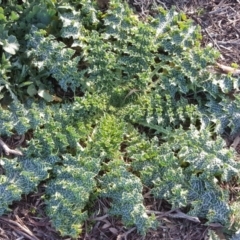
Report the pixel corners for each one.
[1,1,240,240]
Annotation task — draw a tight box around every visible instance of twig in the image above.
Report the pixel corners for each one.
[209,7,228,15]
[155,0,167,9]
[217,40,240,45]
[92,214,109,221]
[216,62,240,76]
[0,217,39,240]
[117,227,136,240]
[166,210,200,223]
[0,138,23,156]
[123,89,140,102]
[14,229,38,240]
[147,209,201,223]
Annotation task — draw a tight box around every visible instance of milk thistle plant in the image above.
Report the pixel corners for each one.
[0,0,240,238]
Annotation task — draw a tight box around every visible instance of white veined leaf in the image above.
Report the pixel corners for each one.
[2,35,19,55]
[38,89,54,102]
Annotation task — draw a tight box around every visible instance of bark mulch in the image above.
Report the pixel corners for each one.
[1,0,240,239]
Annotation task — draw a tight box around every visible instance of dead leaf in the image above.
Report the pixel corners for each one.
[109,227,118,235]
[102,220,111,229]
[52,95,62,102]
[92,214,109,221]
[231,136,240,149]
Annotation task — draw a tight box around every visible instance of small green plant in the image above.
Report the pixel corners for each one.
[0,0,240,238]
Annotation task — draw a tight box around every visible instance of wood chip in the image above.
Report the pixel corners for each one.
[109,227,119,235]
[216,63,240,76]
